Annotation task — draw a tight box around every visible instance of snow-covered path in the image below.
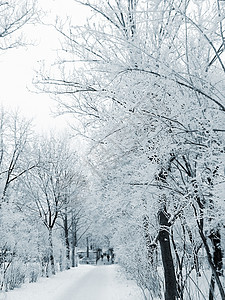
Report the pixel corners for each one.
[56,265,141,300]
[4,265,143,300]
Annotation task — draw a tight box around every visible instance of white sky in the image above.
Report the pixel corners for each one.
[0,0,88,133]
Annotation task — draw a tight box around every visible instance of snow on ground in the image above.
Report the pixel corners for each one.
[1,264,143,300]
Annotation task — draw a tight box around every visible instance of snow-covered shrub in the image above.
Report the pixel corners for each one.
[112,217,162,299]
[0,202,50,287]
[56,245,67,272]
[3,261,26,291]
[27,263,41,283]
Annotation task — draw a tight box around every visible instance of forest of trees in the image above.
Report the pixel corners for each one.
[0,107,93,288]
[1,0,225,299]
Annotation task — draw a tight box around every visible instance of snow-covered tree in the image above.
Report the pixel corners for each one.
[0,108,35,202]
[23,133,86,275]
[0,0,36,51]
[37,0,225,298]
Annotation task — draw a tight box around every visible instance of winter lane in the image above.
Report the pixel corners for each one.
[55,265,141,300]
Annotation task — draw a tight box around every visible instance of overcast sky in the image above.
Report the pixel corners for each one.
[0,0,87,132]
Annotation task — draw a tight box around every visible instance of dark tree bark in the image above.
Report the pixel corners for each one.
[209,229,223,300]
[71,216,78,267]
[87,237,89,258]
[63,212,70,270]
[209,275,216,300]
[48,228,56,275]
[158,208,177,300]
[192,169,225,299]
[210,230,223,275]
[194,217,225,300]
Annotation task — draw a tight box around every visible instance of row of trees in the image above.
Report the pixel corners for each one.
[37,0,225,299]
[0,108,92,290]
[0,0,95,291]
[0,0,120,293]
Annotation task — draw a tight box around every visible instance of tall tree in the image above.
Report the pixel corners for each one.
[24,134,83,275]
[0,108,35,202]
[57,171,87,269]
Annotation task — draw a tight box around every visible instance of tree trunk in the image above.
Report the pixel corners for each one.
[71,242,78,267]
[196,221,225,300]
[192,186,225,299]
[210,230,223,275]
[48,228,56,275]
[71,217,78,267]
[64,213,70,270]
[87,237,89,258]
[71,239,76,267]
[158,209,177,300]
[209,229,223,300]
[59,249,63,272]
[209,274,215,300]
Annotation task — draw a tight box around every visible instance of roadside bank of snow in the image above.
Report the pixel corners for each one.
[2,265,94,300]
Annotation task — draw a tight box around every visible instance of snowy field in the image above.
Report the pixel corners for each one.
[1,265,143,300]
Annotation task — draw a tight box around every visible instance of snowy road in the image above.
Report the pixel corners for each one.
[5,265,143,300]
[55,265,139,300]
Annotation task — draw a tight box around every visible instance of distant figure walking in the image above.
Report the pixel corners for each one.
[101,254,103,261]
[107,254,110,262]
